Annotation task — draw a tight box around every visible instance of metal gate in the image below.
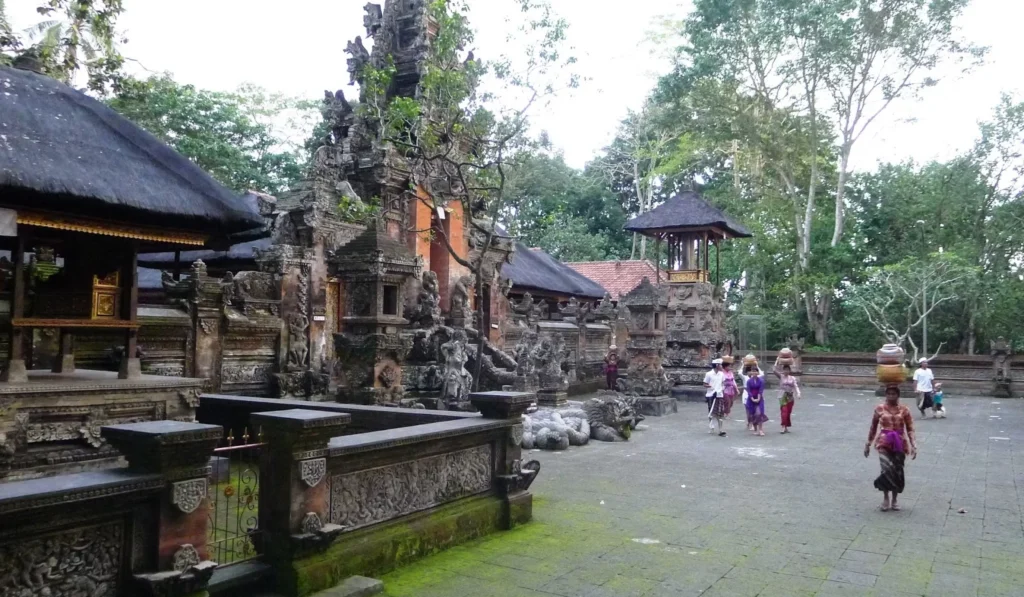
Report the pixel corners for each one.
[207,428,263,566]
[737,315,767,367]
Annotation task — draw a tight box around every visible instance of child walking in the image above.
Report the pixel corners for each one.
[773,358,801,433]
[745,368,768,436]
[932,382,946,418]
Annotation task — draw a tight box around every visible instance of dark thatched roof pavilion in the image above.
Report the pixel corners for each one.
[624,190,752,238]
[0,65,266,382]
[0,65,265,244]
[623,190,751,286]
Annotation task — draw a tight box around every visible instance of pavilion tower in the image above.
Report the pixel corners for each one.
[623,191,752,394]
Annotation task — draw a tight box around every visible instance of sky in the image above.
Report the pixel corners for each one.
[7,0,1024,171]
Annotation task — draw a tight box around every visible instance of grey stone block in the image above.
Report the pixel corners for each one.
[315,575,383,597]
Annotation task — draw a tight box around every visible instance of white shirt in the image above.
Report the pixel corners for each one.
[913,367,934,393]
[704,369,725,398]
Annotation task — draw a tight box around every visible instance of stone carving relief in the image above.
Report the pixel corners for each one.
[178,388,201,409]
[172,478,208,514]
[330,445,492,530]
[300,458,327,488]
[0,521,123,596]
[378,364,399,389]
[172,544,201,572]
[221,363,274,385]
[301,512,324,535]
[285,312,310,370]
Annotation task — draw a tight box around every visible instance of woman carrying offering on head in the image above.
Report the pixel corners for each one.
[865,385,917,511]
[773,357,801,434]
[604,345,619,391]
[744,367,768,436]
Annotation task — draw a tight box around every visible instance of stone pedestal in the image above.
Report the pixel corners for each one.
[469,391,536,529]
[250,409,350,560]
[537,390,568,407]
[2,359,27,382]
[638,395,678,416]
[101,420,222,597]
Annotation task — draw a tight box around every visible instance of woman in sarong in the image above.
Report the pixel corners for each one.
[744,369,768,435]
[864,385,917,511]
[772,359,801,433]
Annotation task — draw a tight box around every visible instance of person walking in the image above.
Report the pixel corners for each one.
[913,358,935,417]
[603,346,619,391]
[703,359,727,436]
[745,368,768,436]
[739,362,762,430]
[864,385,917,511]
[932,382,946,418]
[773,358,801,433]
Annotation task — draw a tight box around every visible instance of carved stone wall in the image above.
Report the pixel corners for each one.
[0,520,124,596]
[330,444,492,530]
[663,282,727,386]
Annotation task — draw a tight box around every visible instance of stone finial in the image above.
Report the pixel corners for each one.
[101,421,222,477]
[469,391,534,420]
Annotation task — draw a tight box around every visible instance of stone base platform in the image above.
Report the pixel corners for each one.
[0,369,206,481]
[670,385,708,402]
[537,390,568,408]
[637,395,678,417]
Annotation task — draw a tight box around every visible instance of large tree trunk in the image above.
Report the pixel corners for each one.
[831,147,851,247]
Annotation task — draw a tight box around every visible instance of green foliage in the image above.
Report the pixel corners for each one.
[107,75,316,195]
[1,0,126,92]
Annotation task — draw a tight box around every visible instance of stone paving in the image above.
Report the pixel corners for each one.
[380,390,1024,596]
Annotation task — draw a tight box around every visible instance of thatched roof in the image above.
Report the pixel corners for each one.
[138,237,271,269]
[0,66,265,238]
[502,243,607,299]
[624,191,752,238]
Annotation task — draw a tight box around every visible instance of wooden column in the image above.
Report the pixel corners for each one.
[715,237,721,286]
[3,231,27,382]
[119,244,140,379]
[655,235,661,284]
[52,328,74,373]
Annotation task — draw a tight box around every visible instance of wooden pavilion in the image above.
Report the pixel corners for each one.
[624,191,752,285]
[0,64,264,478]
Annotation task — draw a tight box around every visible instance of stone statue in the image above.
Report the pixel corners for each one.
[439,329,474,409]
[449,274,474,326]
[345,36,371,86]
[991,337,1013,398]
[512,331,539,377]
[408,271,443,329]
[510,292,546,327]
[535,336,569,392]
[583,396,638,442]
[321,90,354,146]
[285,312,310,370]
[787,333,806,353]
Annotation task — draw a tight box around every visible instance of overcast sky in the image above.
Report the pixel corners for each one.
[8,0,1024,170]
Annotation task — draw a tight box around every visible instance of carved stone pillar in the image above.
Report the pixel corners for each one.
[101,420,222,597]
[250,409,350,560]
[469,391,537,529]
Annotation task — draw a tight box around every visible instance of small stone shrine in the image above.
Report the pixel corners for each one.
[331,219,420,404]
[622,191,752,403]
[991,336,1013,398]
[617,277,673,415]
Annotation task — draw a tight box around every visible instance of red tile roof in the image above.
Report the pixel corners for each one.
[564,260,658,299]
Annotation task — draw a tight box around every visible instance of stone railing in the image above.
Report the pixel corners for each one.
[249,391,535,597]
[799,351,1020,397]
[0,420,222,597]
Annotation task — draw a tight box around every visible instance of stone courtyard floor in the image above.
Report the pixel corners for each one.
[379,389,1024,596]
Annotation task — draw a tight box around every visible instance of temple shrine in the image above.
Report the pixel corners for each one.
[622,191,752,398]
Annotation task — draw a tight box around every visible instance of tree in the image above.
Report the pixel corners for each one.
[1,0,126,92]
[595,104,684,259]
[108,75,317,195]
[673,0,983,344]
[848,253,975,362]
[363,0,578,388]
